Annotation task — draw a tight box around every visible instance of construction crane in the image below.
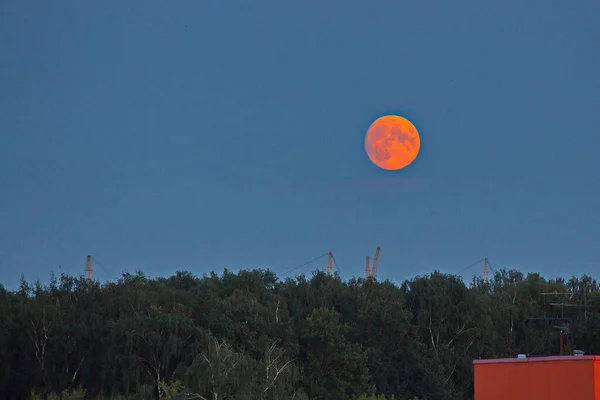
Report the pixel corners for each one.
[326,252,334,276]
[86,255,93,281]
[365,246,381,279]
[483,258,489,282]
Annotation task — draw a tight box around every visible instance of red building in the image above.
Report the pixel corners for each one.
[473,355,600,399]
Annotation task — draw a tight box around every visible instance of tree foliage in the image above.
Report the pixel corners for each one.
[1,268,599,400]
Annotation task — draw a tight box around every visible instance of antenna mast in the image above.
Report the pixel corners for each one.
[86,255,93,281]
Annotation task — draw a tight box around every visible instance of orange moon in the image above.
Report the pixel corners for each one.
[364,115,421,171]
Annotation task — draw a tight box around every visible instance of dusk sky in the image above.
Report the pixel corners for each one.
[1,1,599,290]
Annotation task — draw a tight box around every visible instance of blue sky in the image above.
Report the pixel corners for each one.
[1,1,599,289]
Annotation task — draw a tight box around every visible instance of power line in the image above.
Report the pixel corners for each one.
[280,253,330,277]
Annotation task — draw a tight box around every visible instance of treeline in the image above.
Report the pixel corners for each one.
[1,268,600,400]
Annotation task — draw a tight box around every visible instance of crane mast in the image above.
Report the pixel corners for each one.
[365,246,381,280]
[483,258,489,282]
[371,246,381,278]
[86,255,93,281]
[326,252,334,276]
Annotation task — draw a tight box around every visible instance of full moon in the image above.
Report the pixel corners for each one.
[364,115,421,171]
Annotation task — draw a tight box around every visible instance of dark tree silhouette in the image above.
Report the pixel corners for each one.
[0,268,598,399]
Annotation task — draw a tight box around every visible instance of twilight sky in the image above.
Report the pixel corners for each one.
[1,1,599,289]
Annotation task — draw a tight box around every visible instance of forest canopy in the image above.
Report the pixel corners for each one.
[1,267,599,400]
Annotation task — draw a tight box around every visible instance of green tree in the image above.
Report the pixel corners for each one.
[301,307,372,400]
